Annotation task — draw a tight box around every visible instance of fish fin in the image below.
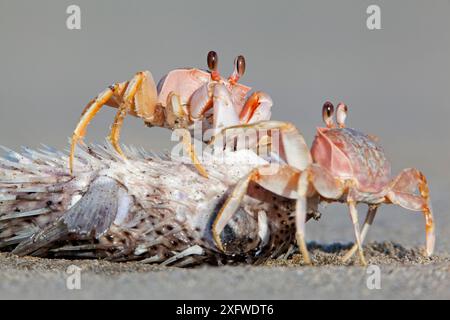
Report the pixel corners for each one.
[12,176,130,256]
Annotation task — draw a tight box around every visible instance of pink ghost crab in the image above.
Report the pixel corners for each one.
[210,102,435,265]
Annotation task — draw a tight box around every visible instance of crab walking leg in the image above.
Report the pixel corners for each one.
[70,88,114,173]
[167,92,208,177]
[107,73,145,158]
[211,121,312,171]
[296,170,312,265]
[176,129,208,178]
[417,172,435,256]
[386,168,436,256]
[342,205,378,262]
[70,71,157,173]
[212,165,300,252]
[212,169,257,252]
[299,165,367,265]
[108,106,128,158]
[347,195,367,266]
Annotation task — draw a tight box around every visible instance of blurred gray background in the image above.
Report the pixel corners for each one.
[0,0,449,252]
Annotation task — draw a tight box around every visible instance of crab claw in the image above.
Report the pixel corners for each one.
[212,84,240,135]
[239,92,273,124]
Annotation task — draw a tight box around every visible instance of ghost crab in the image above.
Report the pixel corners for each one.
[70,51,272,177]
[211,102,435,265]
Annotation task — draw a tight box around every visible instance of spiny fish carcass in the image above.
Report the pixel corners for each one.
[0,144,317,266]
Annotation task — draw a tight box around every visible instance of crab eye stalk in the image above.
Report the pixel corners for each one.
[322,101,335,128]
[207,51,219,72]
[235,55,246,77]
[229,55,246,85]
[336,103,348,128]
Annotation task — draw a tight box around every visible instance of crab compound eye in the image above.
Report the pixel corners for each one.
[323,101,334,118]
[322,101,335,128]
[235,55,246,77]
[207,51,218,71]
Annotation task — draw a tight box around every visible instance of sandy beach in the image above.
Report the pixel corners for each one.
[1,242,448,300]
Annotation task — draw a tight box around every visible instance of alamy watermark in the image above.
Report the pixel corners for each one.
[366,5,381,30]
[170,123,283,176]
[66,265,82,290]
[66,5,81,30]
[65,5,381,31]
[366,265,381,290]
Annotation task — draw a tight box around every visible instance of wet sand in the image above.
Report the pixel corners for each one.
[1,242,448,300]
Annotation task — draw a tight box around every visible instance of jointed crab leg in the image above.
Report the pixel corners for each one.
[343,168,435,261]
[70,87,115,173]
[212,121,314,261]
[212,169,259,252]
[210,121,312,171]
[212,165,301,253]
[347,195,367,266]
[108,73,145,158]
[387,168,435,256]
[69,72,146,173]
[211,121,312,262]
[177,129,209,178]
[70,71,208,177]
[296,170,312,264]
[295,166,368,266]
[342,205,378,262]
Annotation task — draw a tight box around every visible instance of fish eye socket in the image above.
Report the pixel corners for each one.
[235,55,246,77]
[207,51,218,71]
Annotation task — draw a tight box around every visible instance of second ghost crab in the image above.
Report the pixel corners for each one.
[211,102,435,266]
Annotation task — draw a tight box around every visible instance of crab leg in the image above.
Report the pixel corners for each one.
[210,121,312,171]
[69,71,156,173]
[386,168,435,256]
[109,105,128,157]
[118,72,207,177]
[342,205,378,262]
[296,165,352,265]
[303,164,367,265]
[211,121,314,263]
[212,169,258,252]
[70,88,115,173]
[212,165,300,253]
[347,193,368,266]
[167,92,208,178]
[176,128,209,178]
[296,170,312,264]
[108,73,145,158]
[346,169,436,259]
